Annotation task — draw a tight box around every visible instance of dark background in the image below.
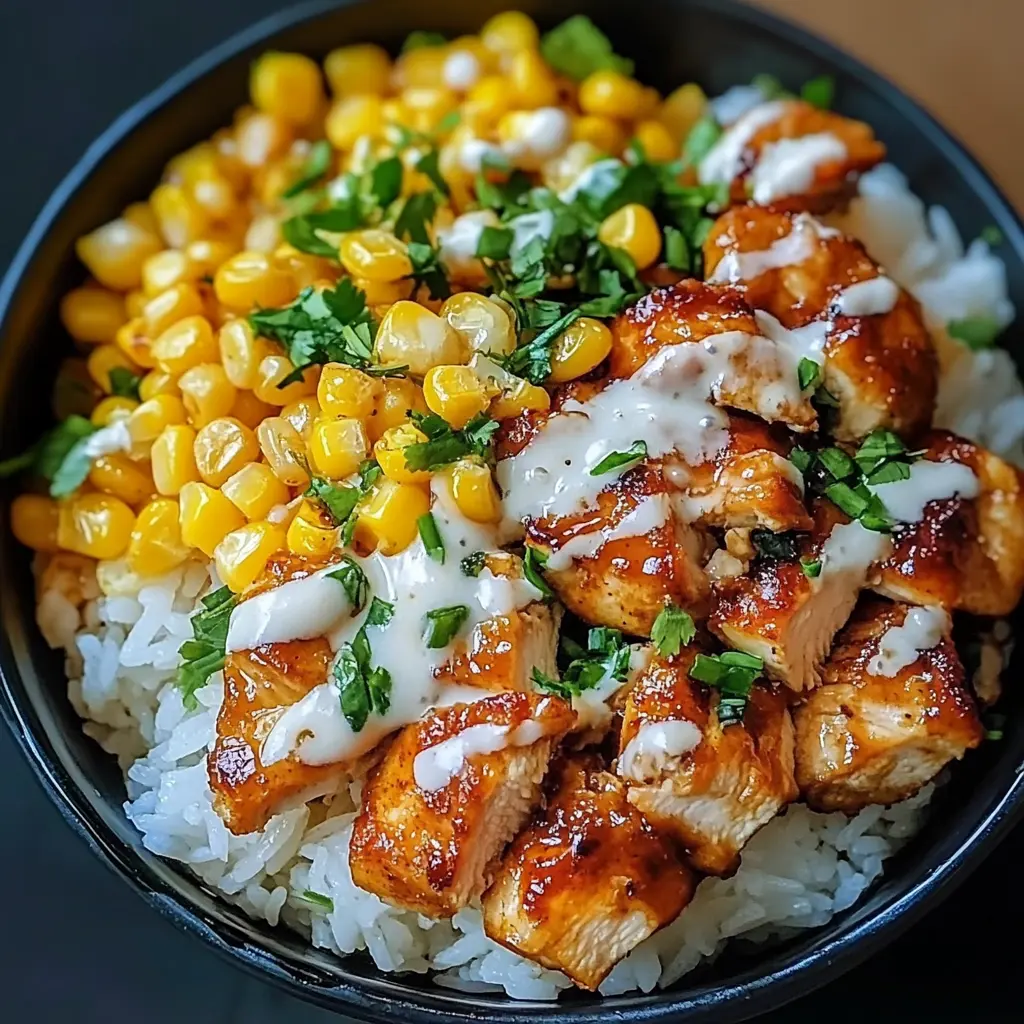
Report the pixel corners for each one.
[0,1,1019,1020]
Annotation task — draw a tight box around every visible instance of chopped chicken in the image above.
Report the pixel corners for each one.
[349,691,574,917]
[710,500,867,691]
[794,598,982,811]
[702,99,885,212]
[610,278,817,430]
[704,205,937,440]
[618,650,797,875]
[482,757,695,990]
[873,431,1024,616]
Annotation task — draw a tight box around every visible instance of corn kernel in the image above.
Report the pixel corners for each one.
[423,365,489,428]
[325,43,391,96]
[229,389,276,429]
[598,203,662,271]
[151,315,218,376]
[253,353,318,405]
[178,363,237,428]
[317,364,382,420]
[60,287,127,344]
[462,75,511,129]
[309,416,368,479]
[127,498,190,576]
[579,70,647,120]
[217,319,267,389]
[489,379,550,419]
[90,395,138,427]
[214,250,297,312]
[123,201,161,236]
[127,394,188,446]
[143,282,205,338]
[548,317,614,383]
[185,238,238,278]
[251,52,324,126]
[190,173,240,223]
[273,244,337,291]
[88,453,155,506]
[286,500,339,558]
[400,87,458,134]
[508,49,558,109]
[541,140,603,194]
[281,396,321,440]
[440,292,516,356]
[355,276,414,305]
[480,11,539,53]
[257,416,310,488]
[393,46,447,90]
[151,424,200,495]
[87,344,141,395]
[374,423,431,484]
[573,115,627,155]
[193,416,259,487]
[355,478,430,555]
[633,120,679,163]
[138,368,180,402]
[325,95,385,150]
[222,462,290,520]
[57,493,136,560]
[10,494,60,552]
[179,481,246,556]
[367,377,428,443]
[94,558,144,597]
[214,520,287,592]
[141,250,194,297]
[375,300,468,376]
[660,82,707,142]
[76,218,162,291]
[125,290,148,319]
[150,183,210,249]
[235,110,295,169]
[114,317,156,370]
[338,230,412,283]
[446,458,502,524]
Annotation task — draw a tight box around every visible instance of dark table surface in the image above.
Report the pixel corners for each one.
[1,1,1020,1020]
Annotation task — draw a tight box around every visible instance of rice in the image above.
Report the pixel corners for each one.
[33,164,1017,999]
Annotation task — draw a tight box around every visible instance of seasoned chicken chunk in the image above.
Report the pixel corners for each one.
[610,278,816,430]
[349,692,574,918]
[704,206,937,441]
[698,99,885,211]
[618,650,797,875]
[794,599,982,811]
[482,758,695,990]
[873,431,1024,616]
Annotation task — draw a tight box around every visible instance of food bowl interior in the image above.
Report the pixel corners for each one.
[2,0,1024,1021]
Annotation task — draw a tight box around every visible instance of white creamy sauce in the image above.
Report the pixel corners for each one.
[832,276,900,318]
[437,210,499,280]
[443,50,481,91]
[867,605,950,677]
[458,138,505,174]
[509,209,555,257]
[573,644,651,731]
[756,309,831,366]
[502,107,571,164]
[698,100,788,187]
[556,158,624,202]
[749,133,848,204]
[709,84,770,126]
[544,495,671,571]
[83,419,133,458]
[708,213,838,285]
[619,719,703,783]
[872,460,979,523]
[818,520,892,581]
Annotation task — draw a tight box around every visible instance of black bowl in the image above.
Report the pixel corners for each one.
[2,1,1023,1021]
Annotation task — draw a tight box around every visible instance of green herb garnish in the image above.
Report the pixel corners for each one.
[334,627,391,732]
[539,15,634,81]
[690,650,764,726]
[327,556,369,612]
[177,587,236,710]
[800,558,822,579]
[108,366,142,400]
[402,30,446,52]
[365,596,395,628]
[406,241,451,300]
[403,412,499,472]
[423,605,470,649]
[417,511,445,563]
[589,440,647,477]
[651,603,696,658]
[523,546,553,598]
[283,140,334,199]
[504,308,582,384]
[751,529,802,563]
[301,890,334,911]
[948,316,1003,350]
[800,74,835,109]
[533,626,631,699]
[797,357,821,392]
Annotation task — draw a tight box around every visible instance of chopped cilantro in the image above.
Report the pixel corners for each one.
[948,316,1003,350]
[403,412,499,472]
[365,596,395,628]
[539,15,634,81]
[423,605,470,648]
[0,415,99,497]
[460,551,486,578]
[414,148,449,196]
[530,667,575,700]
[476,225,515,262]
[406,241,451,300]
[301,890,334,911]
[800,74,835,109]
[306,477,360,524]
[800,557,822,579]
[651,603,696,658]
[393,190,440,244]
[402,30,446,52]
[369,155,403,207]
[681,116,723,170]
[281,216,342,258]
[523,546,553,598]
[542,626,632,698]
[751,529,801,563]
[690,650,764,726]
[177,587,236,710]
[282,140,333,199]
[334,627,391,732]
[108,366,142,400]
[417,511,445,564]
[326,556,369,612]
[797,357,821,392]
[505,308,582,384]
[663,225,690,271]
[589,440,647,477]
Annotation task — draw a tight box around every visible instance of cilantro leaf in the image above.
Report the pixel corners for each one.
[282,140,334,199]
[327,555,369,612]
[800,557,822,578]
[403,412,499,472]
[423,605,470,648]
[751,529,801,563]
[476,226,515,261]
[281,215,342,258]
[690,650,764,726]
[417,511,445,563]
[460,551,486,577]
[393,190,439,244]
[177,586,236,710]
[406,241,451,300]
[306,477,360,524]
[334,626,391,732]
[0,415,97,486]
[369,155,403,207]
[539,15,634,81]
[797,357,821,392]
[301,890,334,911]
[948,316,1003,350]
[402,30,446,52]
[531,666,575,700]
[366,596,395,627]
[651,603,696,658]
[414,148,449,196]
[523,546,553,598]
[681,116,723,170]
[663,225,690,271]
[800,75,835,110]
[108,366,142,400]
[589,440,647,477]
[505,308,582,384]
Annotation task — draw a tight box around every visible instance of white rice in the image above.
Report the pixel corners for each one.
[36,164,1017,999]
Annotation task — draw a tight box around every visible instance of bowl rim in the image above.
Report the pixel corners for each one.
[2,1,1024,1022]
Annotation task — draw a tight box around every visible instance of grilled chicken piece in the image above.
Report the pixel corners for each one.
[704,206,937,441]
[874,431,1024,616]
[349,692,574,918]
[618,650,797,875]
[794,598,982,811]
[610,278,816,430]
[482,758,695,991]
[698,99,885,212]
[710,500,885,691]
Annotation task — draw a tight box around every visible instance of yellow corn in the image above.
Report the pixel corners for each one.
[446,458,502,523]
[354,478,430,555]
[57,493,136,560]
[114,317,156,370]
[366,377,427,443]
[423,365,489,428]
[548,317,614,383]
[257,416,310,488]
[138,368,180,402]
[127,394,188,446]
[251,52,324,126]
[190,173,240,223]
[178,363,237,428]
[308,416,368,479]
[142,282,205,338]
[375,300,468,376]
[352,275,413,306]
[123,201,161,237]
[217,319,269,389]
[462,75,511,130]
[193,416,259,487]
[572,115,626,154]
[489,379,550,419]
[151,315,219,375]
[440,292,516,356]
[185,238,238,278]
[338,230,412,283]
[90,395,138,427]
[150,183,210,249]
[75,218,163,291]
[127,498,191,576]
[325,94,385,149]
[394,45,447,90]
[541,140,603,194]
[317,363,382,420]
[235,110,295,169]
[60,287,127,344]
[214,521,287,593]
[229,389,277,429]
[280,396,321,440]
[374,423,431,484]
[253,353,318,405]
[10,494,60,552]
[633,120,678,162]
[286,499,339,558]
[325,44,391,96]
[480,11,539,53]
[214,250,297,312]
[597,203,662,271]
[509,49,559,109]
[178,481,246,556]
[659,82,707,142]
[95,559,145,597]
[151,424,200,495]
[141,250,195,297]
[579,70,647,120]
[401,87,459,134]
[125,290,148,319]
[222,462,290,520]
[88,453,155,506]
[273,243,337,291]
[86,344,141,395]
